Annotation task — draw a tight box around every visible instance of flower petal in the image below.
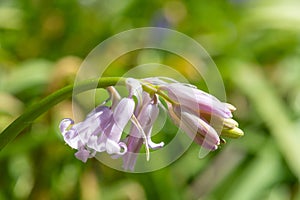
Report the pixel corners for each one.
[126,78,143,98]
[109,98,135,142]
[106,139,121,154]
[181,111,220,145]
[59,118,74,133]
[75,149,91,163]
[161,83,232,118]
[63,129,81,149]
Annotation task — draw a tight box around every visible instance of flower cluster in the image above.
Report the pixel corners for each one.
[59,77,243,170]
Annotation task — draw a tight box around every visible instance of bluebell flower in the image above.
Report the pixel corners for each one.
[59,77,243,170]
[59,97,135,162]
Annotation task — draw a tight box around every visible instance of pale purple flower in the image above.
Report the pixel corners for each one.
[103,97,135,154]
[59,106,108,162]
[145,77,239,151]
[59,77,243,170]
[123,92,164,171]
[59,97,134,162]
[168,104,220,150]
[160,83,232,118]
[121,79,164,171]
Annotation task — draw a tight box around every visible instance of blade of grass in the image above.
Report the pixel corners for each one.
[228,61,300,180]
[220,140,282,200]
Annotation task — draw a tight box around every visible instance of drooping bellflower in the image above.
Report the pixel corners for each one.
[59,77,243,170]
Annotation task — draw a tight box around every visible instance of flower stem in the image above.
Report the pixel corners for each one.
[140,81,178,105]
[0,77,125,151]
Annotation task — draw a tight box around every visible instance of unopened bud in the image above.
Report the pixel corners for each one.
[225,103,236,112]
[223,118,239,129]
[221,127,244,138]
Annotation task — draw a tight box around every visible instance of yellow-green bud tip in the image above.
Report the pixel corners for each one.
[221,126,244,139]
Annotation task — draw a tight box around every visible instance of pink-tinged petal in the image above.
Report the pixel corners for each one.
[107,86,122,110]
[63,129,81,149]
[126,78,143,98]
[87,105,111,120]
[161,83,232,118]
[118,142,128,155]
[122,134,143,171]
[59,105,115,159]
[181,111,220,145]
[113,98,135,129]
[59,118,81,149]
[75,119,99,144]
[93,106,113,127]
[147,135,164,150]
[192,135,219,151]
[123,151,139,171]
[134,92,152,116]
[59,118,74,133]
[143,77,178,85]
[75,149,90,163]
[106,139,121,154]
[109,98,135,142]
[96,141,106,152]
[123,95,164,170]
[143,101,164,150]
[76,106,113,152]
[168,104,220,151]
[122,117,145,169]
[142,77,167,85]
[86,135,98,151]
[136,101,157,128]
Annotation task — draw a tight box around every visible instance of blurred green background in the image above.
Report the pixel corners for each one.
[1,0,300,199]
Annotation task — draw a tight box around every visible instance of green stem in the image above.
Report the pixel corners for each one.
[0,77,125,151]
[140,81,178,105]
